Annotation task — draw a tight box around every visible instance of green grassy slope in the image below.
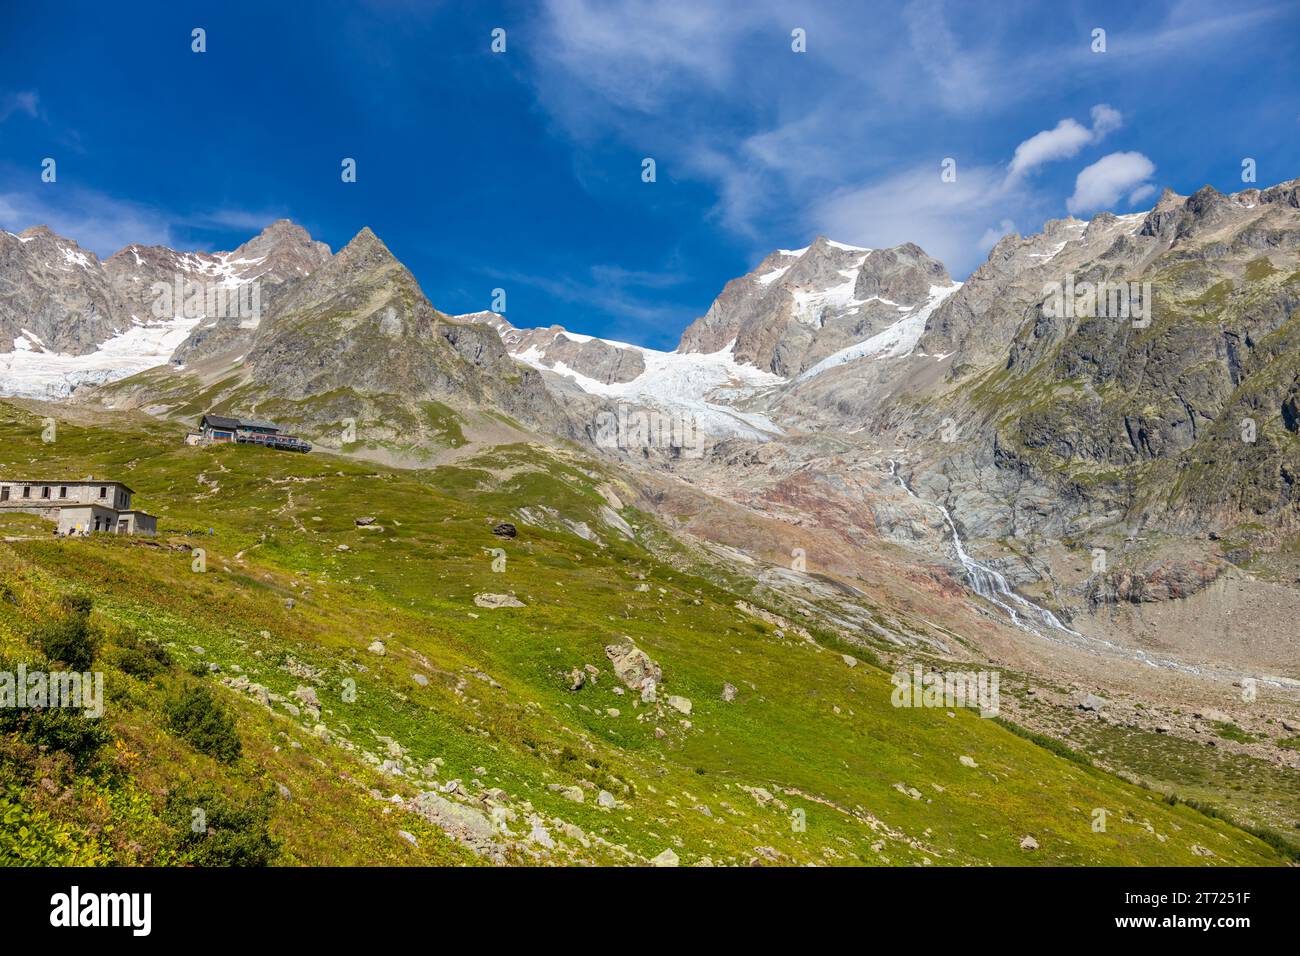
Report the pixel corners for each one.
[0,401,1288,866]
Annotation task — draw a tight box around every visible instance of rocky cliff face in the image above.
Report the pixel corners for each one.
[0,220,332,365]
[933,179,1300,537]
[244,228,564,435]
[13,178,1300,546]
[0,226,126,354]
[5,219,569,449]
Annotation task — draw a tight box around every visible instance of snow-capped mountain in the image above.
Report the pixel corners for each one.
[463,311,786,440]
[0,221,331,399]
[461,237,960,443]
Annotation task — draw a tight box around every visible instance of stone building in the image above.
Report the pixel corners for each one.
[0,479,157,535]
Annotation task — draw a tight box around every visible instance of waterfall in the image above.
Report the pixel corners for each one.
[884,460,1300,690]
[887,460,1079,637]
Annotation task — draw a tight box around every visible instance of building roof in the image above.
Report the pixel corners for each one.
[0,479,135,494]
[201,413,281,432]
[200,414,242,430]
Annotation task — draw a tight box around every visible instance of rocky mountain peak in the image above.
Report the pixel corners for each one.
[1259,177,1300,207]
[677,237,951,376]
[226,219,331,275]
[326,226,397,274]
[17,224,59,241]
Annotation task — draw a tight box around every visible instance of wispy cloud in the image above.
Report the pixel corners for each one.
[811,164,1021,275]
[901,0,1001,113]
[0,174,290,256]
[0,185,183,255]
[0,90,40,122]
[524,0,1287,281]
[500,262,691,347]
[195,207,294,233]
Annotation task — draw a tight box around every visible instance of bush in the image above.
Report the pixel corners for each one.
[1211,720,1255,743]
[0,703,113,771]
[111,634,172,679]
[163,685,242,763]
[164,785,280,866]
[31,596,96,670]
[62,593,93,618]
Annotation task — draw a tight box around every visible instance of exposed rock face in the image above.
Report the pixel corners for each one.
[411,791,501,858]
[678,237,951,377]
[466,312,646,385]
[0,226,125,354]
[1087,560,1225,605]
[923,178,1300,536]
[473,592,525,609]
[916,213,1133,370]
[232,229,563,437]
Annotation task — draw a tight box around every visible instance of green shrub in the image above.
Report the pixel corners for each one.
[164,784,280,866]
[1211,720,1256,743]
[111,634,172,679]
[1170,795,1300,863]
[0,786,105,865]
[31,596,96,670]
[993,717,1093,767]
[0,702,113,771]
[62,593,93,618]
[163,685,241,763]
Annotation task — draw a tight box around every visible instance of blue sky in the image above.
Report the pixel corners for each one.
[1,0,1297,349]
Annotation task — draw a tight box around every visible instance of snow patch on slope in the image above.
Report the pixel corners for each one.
[0,315,201,400]
[512,335,787,440]
[796,283,963,382]
[790,275,865,327]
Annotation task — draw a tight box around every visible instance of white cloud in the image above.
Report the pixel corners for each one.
[901,0,1000,112]
[0,188,180,256]
[522,0,1280,295]
[1007,104,1122,179]
[197,207,293,233]
[535,0,773,121]
[1089,104,1122,137]
[1067,152,1157,215]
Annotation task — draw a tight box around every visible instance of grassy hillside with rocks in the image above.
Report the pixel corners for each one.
[0,400,1289,866]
